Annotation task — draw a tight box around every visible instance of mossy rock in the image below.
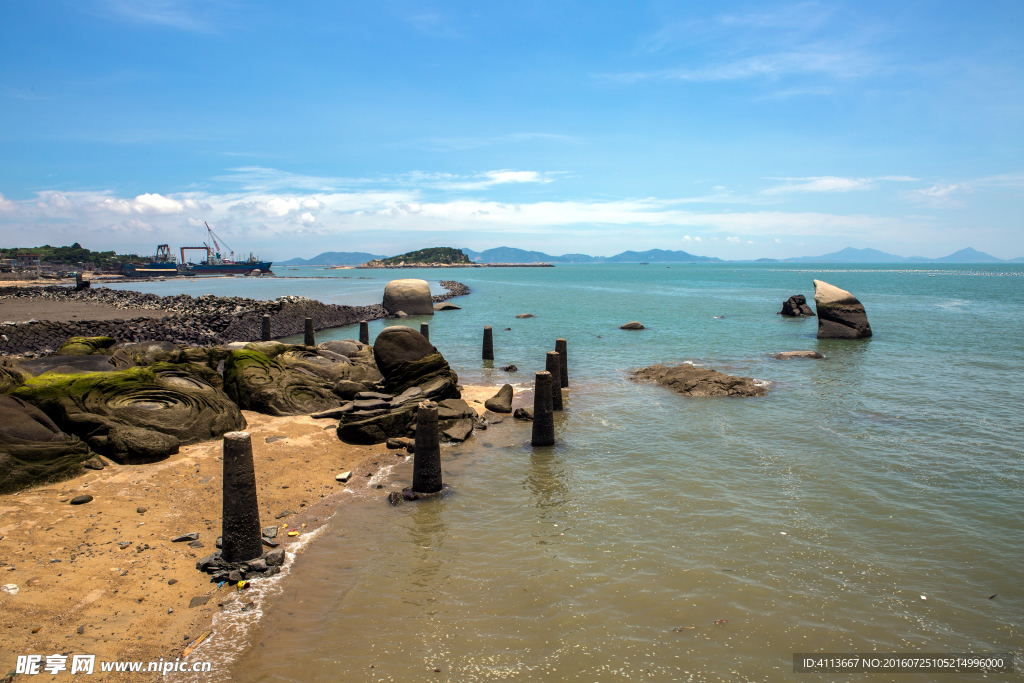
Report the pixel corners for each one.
[0,366,27,394]
[16,354,135,377]
[0,395,92,494]
[278,348,382,385]
[115,341,183,365]
[10,364,245,464]
[181,347,230,371]
[56,336,117,356]
[223,350,343,416]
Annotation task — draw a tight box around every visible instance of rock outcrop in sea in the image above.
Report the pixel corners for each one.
[779,295,815,317]
[383,279,434,316]
[630,363,768,397]
[813,280,872,339]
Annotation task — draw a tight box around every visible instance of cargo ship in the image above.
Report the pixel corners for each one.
[178,222,272,276]
[120,244,180,278]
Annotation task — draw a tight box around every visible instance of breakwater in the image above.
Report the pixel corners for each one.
[0,281,469,356]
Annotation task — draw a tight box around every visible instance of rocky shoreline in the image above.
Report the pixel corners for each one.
[0,281,469,357]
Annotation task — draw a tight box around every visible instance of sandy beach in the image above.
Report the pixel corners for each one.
[0,382,522,681]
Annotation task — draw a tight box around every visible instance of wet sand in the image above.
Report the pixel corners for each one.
[0,298,171,324]
[0,385,524,681]
[0,411,393,680]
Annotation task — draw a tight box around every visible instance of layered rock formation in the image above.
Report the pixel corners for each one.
[11,363,246,464]
[813,280,872,339]
[0,394,91,493]
[779,295,815,317]
[630,363,768,397]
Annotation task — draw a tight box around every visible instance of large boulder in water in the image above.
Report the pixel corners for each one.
[224,350,344,416]
[813,280,872,339]
[0,395,92,493]
[372,326,459,399]
[779,295,815,317]
[10,364,245,464]
[484,384,513,413]
[630,364,768,397]
[383,279,434,316]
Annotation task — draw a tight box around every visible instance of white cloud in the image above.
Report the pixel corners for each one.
[301,197,323,211]
[132,193,184,214]
[774,238,781,244]
[907,184,970,207]
[763,176,873,195]
[299,212,316,226]
[727,236,741,243]
[0,193,16,212]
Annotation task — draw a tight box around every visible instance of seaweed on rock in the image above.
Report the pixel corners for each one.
[11,364,245,464]
[0,395,92,494]
[223,349,343,416]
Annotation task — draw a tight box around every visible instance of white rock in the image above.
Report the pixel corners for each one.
[383,279,434,316]
[1,584,18,595]
[336,471,352,482]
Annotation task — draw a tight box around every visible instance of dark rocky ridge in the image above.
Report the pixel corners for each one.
[0,281,469,357]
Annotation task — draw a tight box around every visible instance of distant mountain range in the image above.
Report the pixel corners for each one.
[460,247,721,263]
[280,246,1022,266]
[277,251,385,266]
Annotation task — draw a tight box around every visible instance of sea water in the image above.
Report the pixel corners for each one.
[150,264,1022,681]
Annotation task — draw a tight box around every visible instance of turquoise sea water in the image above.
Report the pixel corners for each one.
[140,264,1022,682]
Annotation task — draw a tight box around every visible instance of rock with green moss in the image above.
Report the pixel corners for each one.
[115,341,184,365]
[16,354,136,376]
[223,349,343,416]
[0,394,92,493]
[11,364,245,464]
[0,366,27,394]
[56,336,117,356]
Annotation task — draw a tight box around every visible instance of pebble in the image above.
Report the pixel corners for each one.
[76,625,85,635]
[171,532,200,543]
[261,526,278,539]
[188,540,204,549]
[69,495,93,505]
[1,584,18,595]
[167,579,178,585]
[336,471,352,482]
[137,507,147,514]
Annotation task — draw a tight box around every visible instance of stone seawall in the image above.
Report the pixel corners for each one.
[0,281,468,357]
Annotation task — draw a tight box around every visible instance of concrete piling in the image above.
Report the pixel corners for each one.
[546,351,563,411]
[483,325,494,360]
[304,318,315,347]
[412,401,443,494]
[261,315,271,341]
[359,321,369,345]
[531,371,555,447]
[420,323,429,341]
[555,338,568,387]
[221,431,264,563]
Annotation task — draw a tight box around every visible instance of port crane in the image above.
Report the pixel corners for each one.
[179,222,236,265]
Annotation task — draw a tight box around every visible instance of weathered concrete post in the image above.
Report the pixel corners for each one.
[221,431,263,563]
[304,318,315,347]
[531,371,555,447]
[483,325,494,360]
[412,401,443,494]
[546,351,563,411]
[261,315,271,342]
[420,323,429,341]
[359,321,369,345]
[555,338,568,388]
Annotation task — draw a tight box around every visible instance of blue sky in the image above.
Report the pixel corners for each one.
[1,1,1021,260]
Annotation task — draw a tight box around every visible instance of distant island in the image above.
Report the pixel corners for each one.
[283,245,1023,266]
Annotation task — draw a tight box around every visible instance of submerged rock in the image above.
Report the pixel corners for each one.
[779,295,815,317]
[814,280,872,339]
[620,321,645,330]
[630,364,767,397]
[774,351,824,360]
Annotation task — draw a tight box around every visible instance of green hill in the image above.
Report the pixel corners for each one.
[371,247,471,266]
